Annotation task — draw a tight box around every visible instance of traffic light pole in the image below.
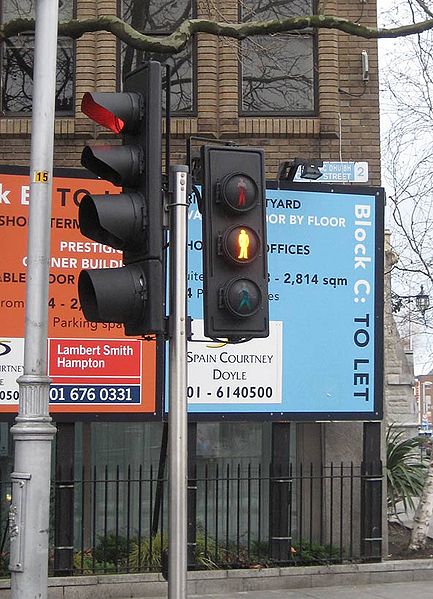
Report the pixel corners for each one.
[9,0,58,597]
[168,166,189,599]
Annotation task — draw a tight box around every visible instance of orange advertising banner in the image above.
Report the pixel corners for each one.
[0,168,160,417]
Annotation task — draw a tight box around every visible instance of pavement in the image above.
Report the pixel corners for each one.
[150,581,433,598]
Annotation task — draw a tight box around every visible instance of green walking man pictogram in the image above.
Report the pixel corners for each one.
[238,286,252,311]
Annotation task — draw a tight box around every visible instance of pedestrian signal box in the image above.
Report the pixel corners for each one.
[201,145,269,340]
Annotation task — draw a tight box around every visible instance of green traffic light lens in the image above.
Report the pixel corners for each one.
[223,278,262,318]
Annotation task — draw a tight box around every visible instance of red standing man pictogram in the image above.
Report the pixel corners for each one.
[237,177,247,208]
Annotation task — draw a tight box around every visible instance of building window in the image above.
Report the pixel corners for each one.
[0,0,75,115]
[119,0,195,114]
[239,0,317,115]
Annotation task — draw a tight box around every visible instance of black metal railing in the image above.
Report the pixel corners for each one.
[48,460,382,576]
[0,461,382,577]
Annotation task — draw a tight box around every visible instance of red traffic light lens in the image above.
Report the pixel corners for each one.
[220,173,258,213]
[81,92,125,134]
[222,225,260,265]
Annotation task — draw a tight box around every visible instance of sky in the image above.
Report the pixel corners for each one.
[377,0,433,375]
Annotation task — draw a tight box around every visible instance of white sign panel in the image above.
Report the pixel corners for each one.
[0,338,23,405]
[187,320,283,407]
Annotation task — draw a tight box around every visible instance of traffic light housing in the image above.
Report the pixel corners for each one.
[78,61,164,335]
[201,145,269,340]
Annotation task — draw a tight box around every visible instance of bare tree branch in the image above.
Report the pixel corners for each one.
[2,14,433,54]
[413,0,433,19]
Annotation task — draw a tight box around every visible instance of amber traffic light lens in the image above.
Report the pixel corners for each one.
[220,173,258,213]
[222,225,260,265]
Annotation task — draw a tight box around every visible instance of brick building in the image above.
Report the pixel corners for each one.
[0,0,386,571]
[0,0,381,183]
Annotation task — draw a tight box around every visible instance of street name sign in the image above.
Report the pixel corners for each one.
[293,161,369,183]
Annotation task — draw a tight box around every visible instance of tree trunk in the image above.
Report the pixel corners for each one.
[409,453,433,550]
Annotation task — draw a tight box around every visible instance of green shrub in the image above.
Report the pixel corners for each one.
[73,533,133,574]
[128,534,166,571]
[72,532,342,574]
[386,426,427,516]
[128,531,220,572]
[94,533,132,565]
[292,540,341,565]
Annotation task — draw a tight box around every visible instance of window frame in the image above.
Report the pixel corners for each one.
[0,0,76,117]
[238,0,319,118]
[116,0,197,116]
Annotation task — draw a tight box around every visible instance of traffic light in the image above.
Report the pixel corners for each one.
[78,61,164,335]
[201,145,269,340]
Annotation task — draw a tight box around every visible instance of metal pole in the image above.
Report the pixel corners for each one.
[361,422,383,560]
[168,165,189,599]
[9,0,58,596]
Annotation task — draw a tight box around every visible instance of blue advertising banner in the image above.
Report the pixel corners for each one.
[183,182,384,420]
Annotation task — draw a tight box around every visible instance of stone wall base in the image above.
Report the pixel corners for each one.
[1,560,433,598]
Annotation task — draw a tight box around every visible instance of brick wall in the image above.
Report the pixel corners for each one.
[0,0,381,184]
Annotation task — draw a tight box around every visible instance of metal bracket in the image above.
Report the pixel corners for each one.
[167,315,192,341]
[9,472,31,572]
